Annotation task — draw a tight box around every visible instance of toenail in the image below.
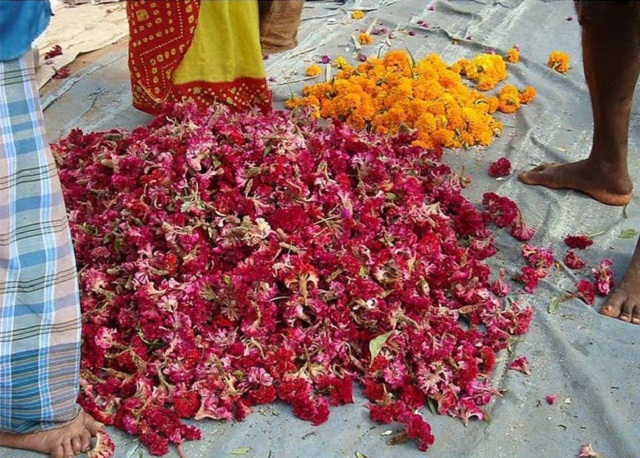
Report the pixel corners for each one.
[620,314,630,321]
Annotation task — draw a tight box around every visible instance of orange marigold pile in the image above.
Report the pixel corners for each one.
[287,50,535,150]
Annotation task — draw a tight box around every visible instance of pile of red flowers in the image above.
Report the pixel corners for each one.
[54,103,532,455]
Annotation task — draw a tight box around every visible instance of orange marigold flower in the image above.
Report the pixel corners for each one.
[306,64,323,77]
[351,10,364,19]
[547,50,570,73]
[519,86,536,104]
[498,92,521,113]
[358,33,373,46]
[505,47,520,64]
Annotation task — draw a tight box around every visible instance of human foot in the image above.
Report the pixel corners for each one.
[518,160,632,206]
[0,409,104,458]
[599,255,640,324]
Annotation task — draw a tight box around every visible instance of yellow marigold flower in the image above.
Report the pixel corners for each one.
[463,54,507,91]
[548,50,570,73]
[306,64,323,77]
[351,10,364,19]
[505,47,520,64]
[519,86,536,104]
[358,33,373,46]
[333,56,349,69]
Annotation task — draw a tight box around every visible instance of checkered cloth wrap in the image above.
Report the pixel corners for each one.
[0,52,81,434]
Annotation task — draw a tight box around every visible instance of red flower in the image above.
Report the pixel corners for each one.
[575,279,596,305]
[564,233,593,249]
[488,158,511,177]
[546,394,557,405]
[172,391,200,418]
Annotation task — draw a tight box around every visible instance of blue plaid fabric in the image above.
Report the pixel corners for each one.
[0,52,81,434]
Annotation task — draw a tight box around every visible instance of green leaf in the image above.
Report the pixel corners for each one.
[482,409,492,425]
[230,447,252,455]
[548,296,563,314]
[355,453,369,458]
[619,229,638,239]
[426,397,438,415]
[369,331,393,361]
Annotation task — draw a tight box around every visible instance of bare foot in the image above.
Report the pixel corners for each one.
[518,160,632,206]
[599,252,640,325]
[0,409,104,458]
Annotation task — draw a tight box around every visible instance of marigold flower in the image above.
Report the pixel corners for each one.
[288,49,533,150]
[547,50,570,73]
[351,10,364,19]
[519,86,536,104]
[306,64,323,77]
[358,32,373,45]
[333,56,349,69]
[505,47,519,63]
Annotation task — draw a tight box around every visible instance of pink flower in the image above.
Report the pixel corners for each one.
[593,259,614,296]
[87,430,115,458]
[546,394,557,405]
[508,356,531,376]
[488,158,511,177]
[578,443,603,458]
[564,250,586,269]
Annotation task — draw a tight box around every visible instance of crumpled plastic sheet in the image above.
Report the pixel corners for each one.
[5,1,640,457]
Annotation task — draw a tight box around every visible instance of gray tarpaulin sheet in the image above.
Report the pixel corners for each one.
[6,1,640,457]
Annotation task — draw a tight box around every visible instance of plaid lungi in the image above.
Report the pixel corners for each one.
[0,51,81,433]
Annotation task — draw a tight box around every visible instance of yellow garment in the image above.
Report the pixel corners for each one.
[174,0,266,84]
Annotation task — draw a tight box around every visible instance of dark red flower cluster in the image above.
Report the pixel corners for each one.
[572,259,614,305]
[487,158,511,177]
[54,103,533,455]
[564,234,594,250]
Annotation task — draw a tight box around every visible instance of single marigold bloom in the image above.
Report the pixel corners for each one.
[505,47,520,64]
[498,93,520,113]
[358,32,373,45]
[547,50,570,73]
[519,86,536,104]
[351,10,364,19]
[333,56,349,69]
[306,64,323,77]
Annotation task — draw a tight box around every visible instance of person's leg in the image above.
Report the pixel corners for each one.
[0,51,103,456]
[518,1,640,206]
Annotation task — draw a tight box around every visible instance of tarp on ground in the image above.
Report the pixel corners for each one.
[8,1,640,457]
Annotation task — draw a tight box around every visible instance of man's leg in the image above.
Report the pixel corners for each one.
[0,52,103,456]
[519,1,640,324]
[518,1,639,206]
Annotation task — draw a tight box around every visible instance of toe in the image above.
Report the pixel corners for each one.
[50,444,66,458]
[71,436,83,455]
[80,428,92,452]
